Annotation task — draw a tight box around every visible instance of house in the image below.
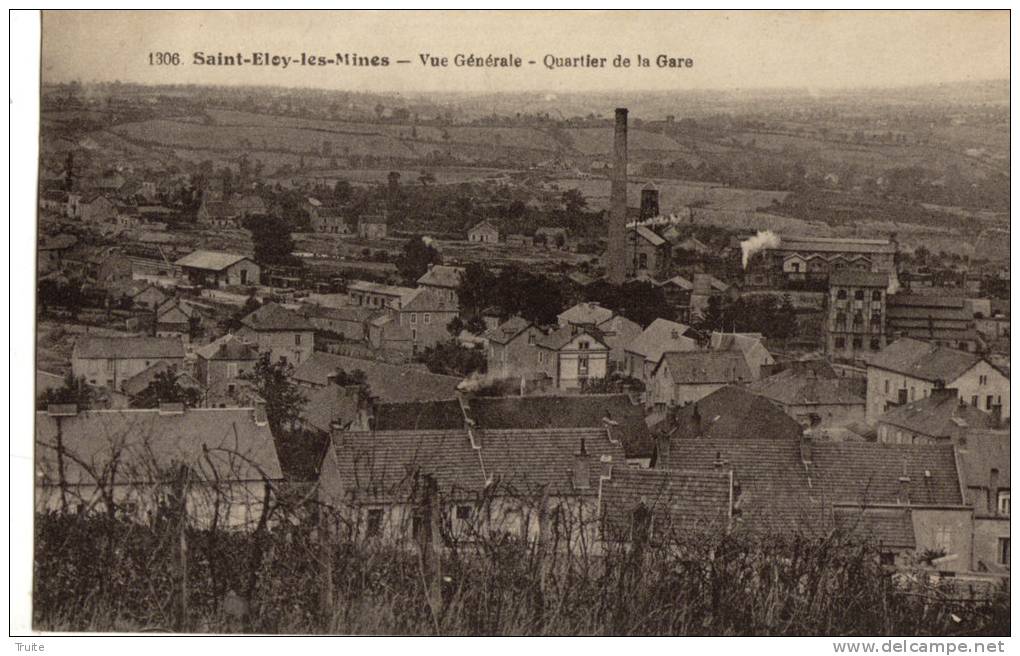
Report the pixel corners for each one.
[195,334,259,388]
[866,338,1009,423]
[656,276,694,323]
[656,435,974,570]
[35,404,282,529]
[484,316,544,380]
[233,194,267,219]
[155,299,198,342]
[557,302,614,329]
[649,385,802,442]
[291,351,461,402]
[748,367,865,435]
[119,361,204,402]
[623,318,696,382]
[416,264,465,305]
[78,194,118,224]
[467,220,500,244]
[957,430,1010,572]
[371,393,653,462]
[236,302,315,365]
[175,250,261,288]
[72,336,185,390]
[317,422,626,549]
[535,325,609,390]
[299,303,374,344]
[364,287,459,354]
[40,189,69,214]
[709,332,774,380]
[875,387,998,445]
[648,353,755,409]
[597,315,643,369]
[625,225,669,278]
[310,207,349,234]
[827,270,889,361]
[358,213,388,239]
[130,284,169,311]
[196,198,241,227]
[689,274,731,320]
[347,281,417,310]
[743,235,898,289]
[886,295,981,353]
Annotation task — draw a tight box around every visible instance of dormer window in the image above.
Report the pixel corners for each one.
[528,333,536,345]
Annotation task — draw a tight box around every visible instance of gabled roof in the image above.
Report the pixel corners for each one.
[291,352,461,402]
[710,332,766,355]
[73,336,184,361]
[35,408,282,487]
[652,385,801,441]
[120,361,203,398]
[558,302,614,327]
[624,318,695,363]
[748,369,864,407]
[175,250,252,271]
[483,316,536,346]
[372,393,653,458]
[632,225,666,247]
[868,338,981,382]
[957,430,1010,495]
[399,287,459,313]
[330,426,625,503]
[359,213,388,225]
[417,265,465,289]
[468,220,499,234]
[655,352,753,385]
[601,468,732,540]
[831,506,916,549]
[656,275,693,291]
[773,236,896,255]
[240,302,315,332]
[830,270,890,288]
[537,325,608,351]
[877,391,996,439]
[195,334,259,362]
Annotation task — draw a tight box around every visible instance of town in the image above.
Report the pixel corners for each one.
[32,79,1009,635]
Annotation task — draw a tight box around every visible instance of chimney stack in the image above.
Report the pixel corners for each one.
[573,438,591,490]
[607,108,628,285]
[253,398,268,426]
[654,433,672,469]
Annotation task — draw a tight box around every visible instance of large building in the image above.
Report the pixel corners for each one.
[886,294,982,353]
[71,335,185,390]
[745,235,897,289]
[236,302,315,365]
[826,269,890,361]
[175,250,261,288]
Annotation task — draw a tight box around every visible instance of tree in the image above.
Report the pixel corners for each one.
[37,373,95,410]
[330,367,372,405]
[395,235,443,285]
[130,369,202,409]
[563,189,587,214]
[416,340,486,377]
[584,280,668,327]
[244,214,297,267]
[241,354,307,434]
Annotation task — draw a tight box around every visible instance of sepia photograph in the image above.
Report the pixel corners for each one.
[17,8,1011,640]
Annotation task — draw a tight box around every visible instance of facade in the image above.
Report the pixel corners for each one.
[310,209,348,234]
[358,214,388,239]
[885,295,982,353]
[866,338,1010,424]
[536,326,609,390]
[237,302,316,365]
[175,250,261,288]
[300,303,373,343]
[625,225,669,279]
[597,314,643,369]
[155,300,197,343]
[957,430,1010,572]
[71,335,185,390]
[709,332,774,380]
[347,281,417,310]
[484,316,544,380]
[744,235,898,289]
[826,269,889,361]
[875,387,997,445]
[364,287,459,354]
[467,220,500,244]
[623,318,696,383]
[649,351,754,408]
[195,334,259,388]
[656,276,694,323]
[416,265,465,305]
[748,368,865,435]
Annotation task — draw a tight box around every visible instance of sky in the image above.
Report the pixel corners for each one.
[41,10,1009,93]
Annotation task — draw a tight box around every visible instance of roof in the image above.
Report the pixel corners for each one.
[483,316,535,346]
[120,361,203,398]
[73,336,184,361]
[291,352,461,402]
[710,332,767,356]
[399,287,459,313]
[878,390,996,439]
[330,426,626,503]
[772,236,896,255]
[469,220,499,234]
[652,385,801,441]
[632,225,666,247]
[537,325,608,351]
[693,273,729,295]
[831,506,916,549]
[35,407,283,488]
[372,394,653,459]
[625,318,695,363]
[655,351,753,385]
[347,280,417,300]
[195,334,259,362]
[417,265,465,289]
[558,302,614,327]
[240,302,315,332]
[302,384,365,434]
[300,304,375,323]
[748,369,864,407]
[868,338,981,382]
[601,468,732,540]
[957,430,1010,497]
[175,250,252,271]
[657,275,694,291]
[830,270,890,288]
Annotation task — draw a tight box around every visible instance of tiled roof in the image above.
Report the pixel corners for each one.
[832,506,916,549]
[290,352,461,402]
[372,393,654,459]
[175,250,251,271]
[830,270,890,288]
[633,225,666,247]
[300,304,375,323]
[240,302,315,332]
[195,334,259,361]
[656,275,693,291]
[772,236,896,255]
[558,302,614,327]
[748,369,864,407]
[35,408,283,487]
[877,391,996,439]
[957,430,1010,495]
[625,318,695,363]
[417,265,465,289]
[653,385,802,442]
[537,325,608,351]
[73,336,184,361]
[120,361,203,398]
[347,280,417,300]
[655,351,753,385]
[331,426,626,503]
[483,316,535,346]
[400,287,459,313]
[469,220,499,234]
[600,467,731,540]
[302,384,364,434]
[868,338,980,382]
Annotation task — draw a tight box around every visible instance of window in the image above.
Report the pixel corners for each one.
[987,395,995,410]
[998,538,1010,566]
[410,313,417,324]
[979,375,988,385]
[998,490,1010,516]
[295,334,302,346]
[365,508,383,538]
[411,329,417,342]
[578,341,590,350]
[909,387,916,401]
[791,262,801,272]
[837,289,848,300]
[226,362,238,379]
[884,379,890,394]
[880,552,896,566]
[870,338,881,351]
[872,290,882,302]
[835,311,847,327]
[424,313,431,325]
[528,333,536,346]
[834,337,845,349]
[852,337,863,349]
[638,253,648,269]
[454,505,474,538]
[934,526,951,553]
[854,290,864,301]
[106,359,115,373]
[971,395,979,408]
[578,355,590,376]
[411,512,425,541]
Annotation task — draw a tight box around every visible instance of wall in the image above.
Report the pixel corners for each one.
[488,327,542,379]
[237,328,315,365]
[223,260,261,287]
[972,517,1010,572]
[952,361,1010,419]
[552,334,608,390]
[785,401,866,433]
[911,508,974,574]
[73,355,184,390]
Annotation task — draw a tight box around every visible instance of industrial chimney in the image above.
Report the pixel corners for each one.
[607,108,629,285]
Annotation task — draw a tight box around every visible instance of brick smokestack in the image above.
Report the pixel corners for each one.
[607,108,628,285]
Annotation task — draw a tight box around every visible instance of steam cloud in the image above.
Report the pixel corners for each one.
[740,230,781,269]
[625,213,684,230]
[422,236,435,247]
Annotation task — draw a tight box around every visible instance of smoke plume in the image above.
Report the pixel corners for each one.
[625,213,683,230]
[422,236,435,247]
[740,230,781,269]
